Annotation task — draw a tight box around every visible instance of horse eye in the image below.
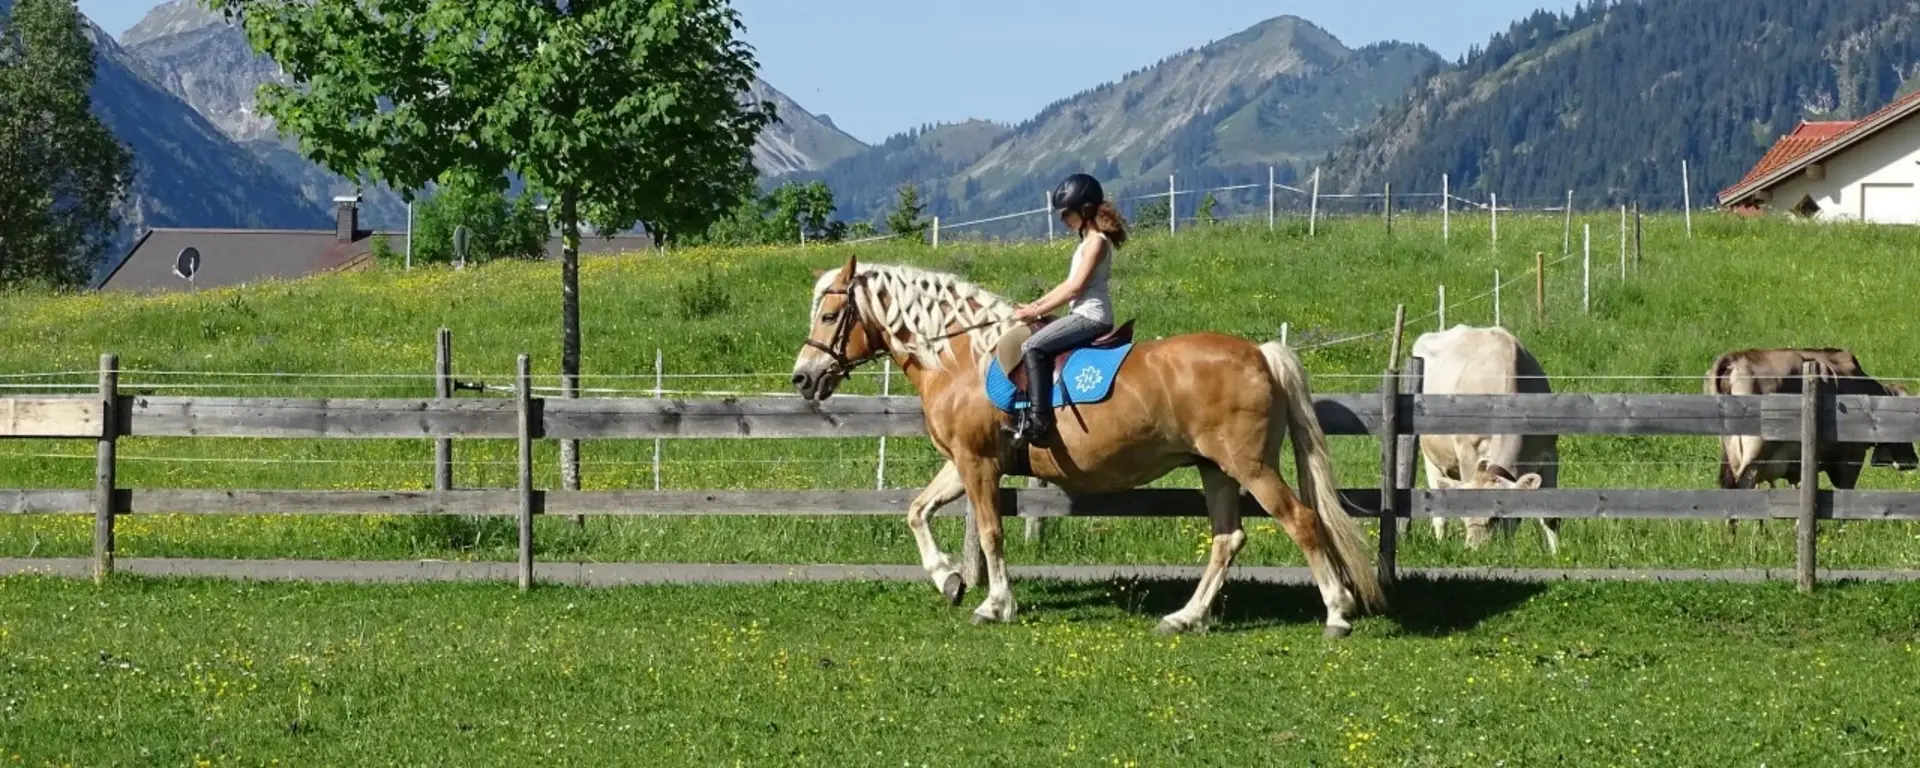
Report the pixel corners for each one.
[821,312,838,323]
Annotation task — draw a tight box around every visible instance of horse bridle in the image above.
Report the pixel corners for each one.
[805,274,1015,378]
[805,276,888,378]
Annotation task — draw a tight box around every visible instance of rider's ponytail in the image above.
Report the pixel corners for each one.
[1091,201,1128,248]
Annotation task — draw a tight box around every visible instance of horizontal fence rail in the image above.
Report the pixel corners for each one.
[5,488,1920,521]
[4,353,1918,594]
[7,392,1915,441]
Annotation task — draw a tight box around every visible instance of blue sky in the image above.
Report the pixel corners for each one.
[84,0,1573,144]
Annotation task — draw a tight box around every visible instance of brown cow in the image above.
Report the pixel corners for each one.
[1706,348,1918,500]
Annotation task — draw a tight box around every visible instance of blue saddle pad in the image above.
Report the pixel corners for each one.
[984,343,1135,413]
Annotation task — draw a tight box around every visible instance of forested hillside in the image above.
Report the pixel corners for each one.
[1328,0,1920,205]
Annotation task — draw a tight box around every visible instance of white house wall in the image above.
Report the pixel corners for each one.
[1764,114,1920,224]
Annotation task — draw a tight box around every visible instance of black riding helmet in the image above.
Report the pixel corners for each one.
[1050,173,1104,212]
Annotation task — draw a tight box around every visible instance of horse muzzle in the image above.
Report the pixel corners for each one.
[791,364,844,402]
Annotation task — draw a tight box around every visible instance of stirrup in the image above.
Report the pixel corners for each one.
[1011,408,1053,447]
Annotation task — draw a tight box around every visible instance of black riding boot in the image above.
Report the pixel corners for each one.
[1014,347,1056,446]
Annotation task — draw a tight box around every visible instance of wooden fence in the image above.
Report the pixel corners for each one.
[6,355,1920,594]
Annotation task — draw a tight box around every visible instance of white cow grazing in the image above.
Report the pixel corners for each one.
[1412,324,1562,554]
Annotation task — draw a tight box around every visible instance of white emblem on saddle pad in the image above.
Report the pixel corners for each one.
[1073,365,1104,394]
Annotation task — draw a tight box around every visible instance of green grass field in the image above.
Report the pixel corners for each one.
[3,212,1920,570]
[7,213,1920,765]
[1,575,1916,765]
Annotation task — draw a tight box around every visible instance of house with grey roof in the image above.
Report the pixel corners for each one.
[97,196,654,293]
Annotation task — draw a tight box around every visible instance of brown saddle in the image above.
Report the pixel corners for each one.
[995,318,1136,392]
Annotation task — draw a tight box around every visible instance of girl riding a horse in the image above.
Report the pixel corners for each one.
[1010,173,1129,445]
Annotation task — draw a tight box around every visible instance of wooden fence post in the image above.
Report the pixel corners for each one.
[1384,182,1393,236]
[517,354,536,591]
[434,328,453,493]
[1394,355,1425,540]
[962,501,985,588]
[93,353,118,584]
[1377,305,1408,585]
[1442,173,1450,243]
[1024,477,1046,545]
[1798,361,1821,594]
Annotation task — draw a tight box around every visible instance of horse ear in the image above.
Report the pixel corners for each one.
[837,254,858,281]
[1513,473,1543,490]
[1474,457,1492,475]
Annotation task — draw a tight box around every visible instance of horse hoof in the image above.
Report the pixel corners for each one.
[1323,624,1352,639]
[1154,619,1183,636]
[941,574,967,606]
[970,612,996,626]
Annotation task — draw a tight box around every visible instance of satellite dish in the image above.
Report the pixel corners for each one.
[453,225,471,269]
[173,247,201,282]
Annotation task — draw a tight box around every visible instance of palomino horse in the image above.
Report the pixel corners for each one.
[790,256,1386,636]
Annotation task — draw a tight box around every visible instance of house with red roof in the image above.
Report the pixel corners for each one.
[1719,90,1920,224]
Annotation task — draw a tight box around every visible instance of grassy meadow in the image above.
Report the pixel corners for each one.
[1,575,1917,765]
[4,211,1920,569]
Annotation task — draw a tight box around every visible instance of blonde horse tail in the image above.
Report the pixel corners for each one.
[1260,340,1388,613]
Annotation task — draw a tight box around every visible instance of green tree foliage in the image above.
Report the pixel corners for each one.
[208,0,775,407]
[1196,192,1218,225]
[0,0,133,287]
[701,181,845,245]
[1133,199,1170,234]
[884,183,928,242]
[410,174,548,266]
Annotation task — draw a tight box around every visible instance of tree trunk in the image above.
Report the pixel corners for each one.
[560,187,583,527]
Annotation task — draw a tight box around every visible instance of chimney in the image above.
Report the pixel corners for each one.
[333,195,361,242]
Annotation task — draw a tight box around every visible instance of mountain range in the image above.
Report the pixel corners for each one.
[801,17,1445,221]
[24,0,1920,249]
[0,0,327,279]
[1326,0,1920,205]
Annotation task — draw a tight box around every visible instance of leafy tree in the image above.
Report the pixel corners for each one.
[1196,192,1219,225]
[410,172,548,265]
[699,181,845,245]
[211,0,774,486]
[1133,199,1170,234]
[771,181,840,243]
[884,183,929,243]
[0,0,133,287]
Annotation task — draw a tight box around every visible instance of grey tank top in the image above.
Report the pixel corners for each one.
[1069,232,1113,324]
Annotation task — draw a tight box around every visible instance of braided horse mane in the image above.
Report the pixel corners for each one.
[810,263,1018,372]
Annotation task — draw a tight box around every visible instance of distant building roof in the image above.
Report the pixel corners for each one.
[97,228,382,293]
[1720,90,1920,205]
[95,197,654,293]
